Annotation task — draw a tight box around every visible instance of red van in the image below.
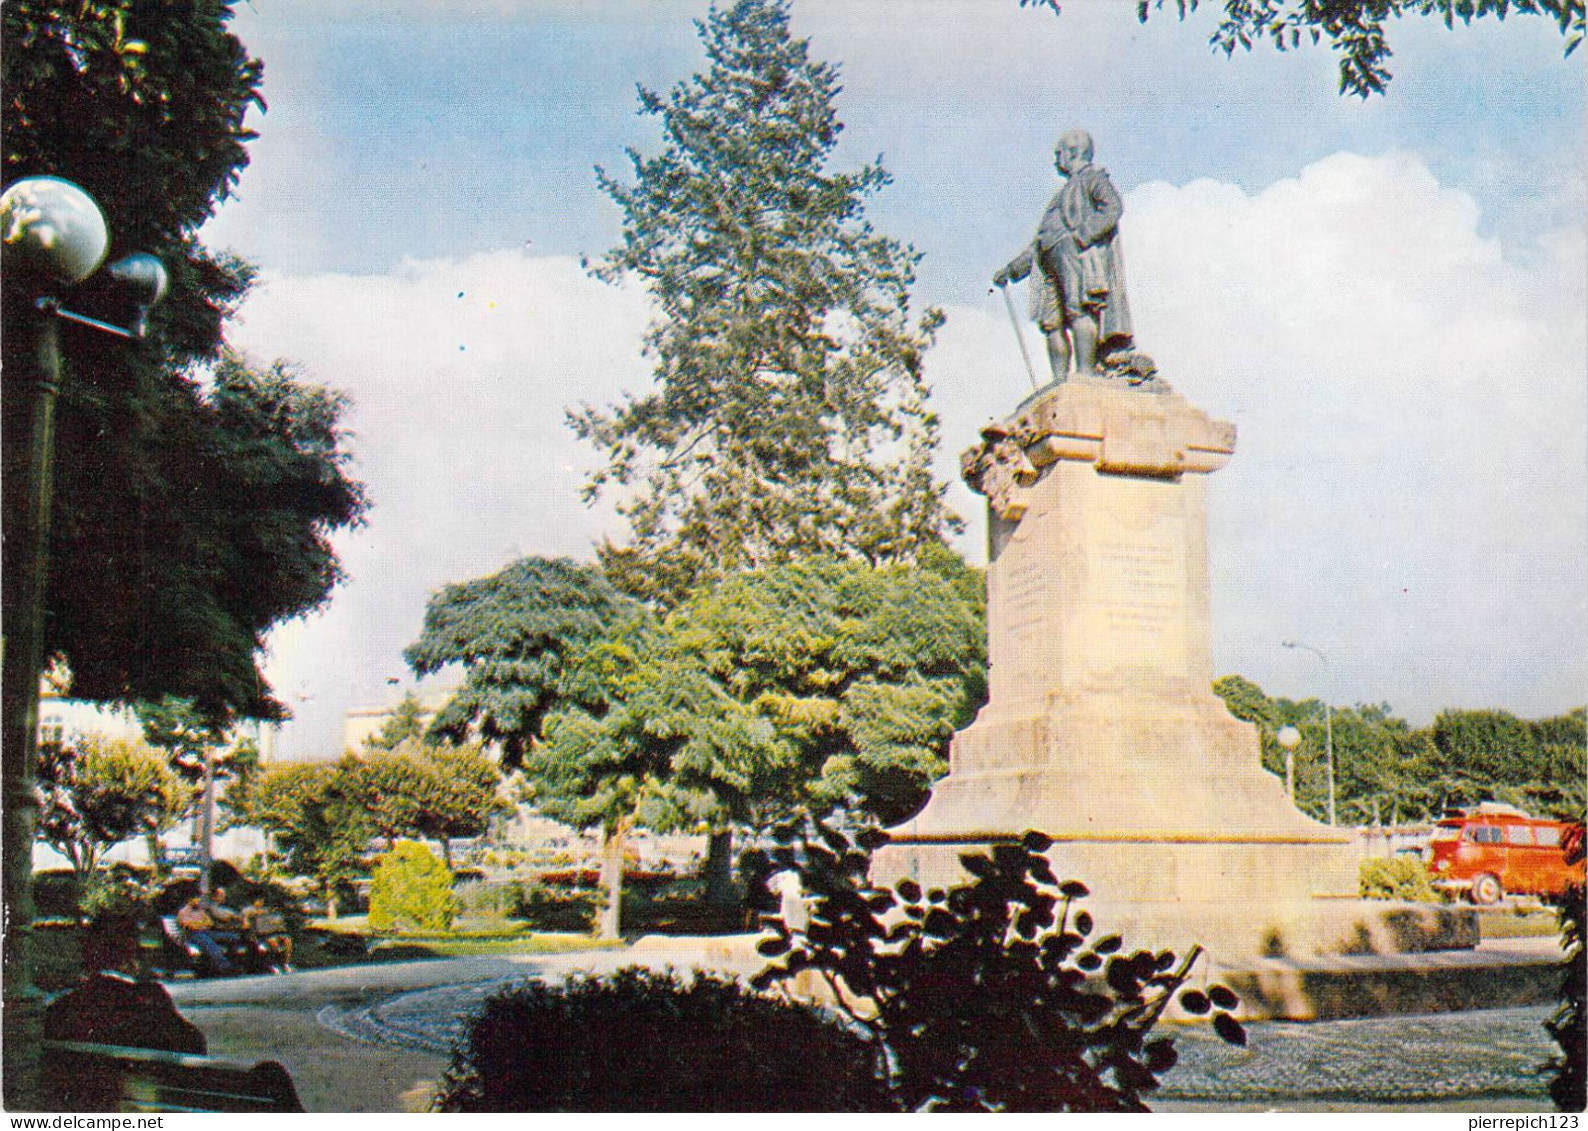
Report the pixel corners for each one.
[1426,803,1585,904]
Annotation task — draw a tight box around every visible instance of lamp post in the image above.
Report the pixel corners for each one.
[1282,639,1335,826]
[1,176,167,1108]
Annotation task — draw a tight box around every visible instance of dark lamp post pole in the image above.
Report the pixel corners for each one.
[1,176,166,1109]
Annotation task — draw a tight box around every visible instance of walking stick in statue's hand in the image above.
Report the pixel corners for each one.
[995,279,1040,393]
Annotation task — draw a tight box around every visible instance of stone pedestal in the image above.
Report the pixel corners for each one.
[874,377,1370,962]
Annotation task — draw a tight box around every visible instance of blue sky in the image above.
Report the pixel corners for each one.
[199,0,1586,759]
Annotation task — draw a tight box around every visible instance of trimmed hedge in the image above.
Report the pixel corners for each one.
[433,967,887,1111]
[1360,856,1441,902]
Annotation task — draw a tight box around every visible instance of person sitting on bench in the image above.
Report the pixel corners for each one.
[242,895,293,973]
[45,913,207,1054]
[176,894,235,975]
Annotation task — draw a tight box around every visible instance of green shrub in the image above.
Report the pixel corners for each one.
[1359,856,1440,902]
[78,868,146,919]
[32,870,82,920]
[519,886,596,932]
[433,967,888,1111]
[369,841,457,932]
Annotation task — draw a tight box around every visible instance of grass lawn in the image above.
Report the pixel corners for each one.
[303,916,621,962]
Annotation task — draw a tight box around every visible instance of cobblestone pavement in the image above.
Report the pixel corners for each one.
[314,946,708,1056]
[1159,1006,1554,1107]
[323,968,1558,1111]
[173,945,1561,1111]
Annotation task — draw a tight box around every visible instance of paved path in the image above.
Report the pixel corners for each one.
[166,939,1564,1113]
[167,943,749,1112]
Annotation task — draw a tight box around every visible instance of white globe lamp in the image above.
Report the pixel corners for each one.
[1,176,109,286]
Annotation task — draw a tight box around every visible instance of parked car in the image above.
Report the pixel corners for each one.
[1426,803,1585,904]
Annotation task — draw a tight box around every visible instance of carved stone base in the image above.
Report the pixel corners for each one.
[873,687,1364,961]
[878,378,1415,963]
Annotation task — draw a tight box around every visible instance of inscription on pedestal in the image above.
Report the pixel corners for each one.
[996,547,1050,701]
[1087,529,1189,681]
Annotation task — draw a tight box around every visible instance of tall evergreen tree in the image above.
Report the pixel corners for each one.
[577,0,956,605]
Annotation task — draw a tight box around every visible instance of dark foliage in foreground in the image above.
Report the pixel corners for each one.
[751,819,1246,1112]
[1547,823,1586,1111]
[432,967,888,1112]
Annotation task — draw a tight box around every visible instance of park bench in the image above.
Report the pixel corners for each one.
[155,915,273,978]
[40,1039,304,1113]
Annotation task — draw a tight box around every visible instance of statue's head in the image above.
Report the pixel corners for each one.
[1055,129,1094,174]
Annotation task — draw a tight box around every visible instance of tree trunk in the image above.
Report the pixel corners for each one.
[198,746,215,898]
[597,822,627,940]
[704,828,735,907]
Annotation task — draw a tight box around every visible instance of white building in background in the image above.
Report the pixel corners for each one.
[342,687,458,752]
[38,686,282,764]
[33,686,275,872]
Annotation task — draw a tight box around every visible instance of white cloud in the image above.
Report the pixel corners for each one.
[241,150,1585,756]
[229,251,650,756]
[1126,151,1585,721]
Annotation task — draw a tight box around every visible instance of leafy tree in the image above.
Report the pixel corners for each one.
[407,556,647,934]
[1021,0,1584,98]
[669,557,986,825]
[1532,710,1588,817]
[413,742,512,857]
[334,749,431,850]
[527,613,769,932]
[530,557,986,926]
[405,557,641,768]
[366,693,428,751]
[137,695,248,889]
[1214,676,1583,823]
[751,820,1245,1112]
[3,4,367,725]
[346,740,509,864]
[136,696,228,783]
[578,0,956,606]
[223,761,369,915]
[35,735,187,878]
[1213,674,1290,779]
[1431,708,1538,784]
[329,743,508,864]
[1213,674,1280,730]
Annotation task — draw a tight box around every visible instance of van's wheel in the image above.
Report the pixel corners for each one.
[1471,873,1503,905]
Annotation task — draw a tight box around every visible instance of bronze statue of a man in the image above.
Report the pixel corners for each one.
[994,129,1134,381]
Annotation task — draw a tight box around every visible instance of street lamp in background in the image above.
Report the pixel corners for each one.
[1282,639,1335,826]
[1,175,168,1108]
[1276,724,1300,803]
